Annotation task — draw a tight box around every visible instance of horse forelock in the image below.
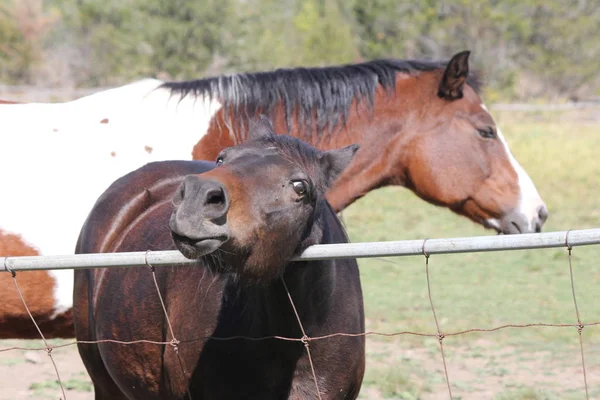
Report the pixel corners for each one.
[160,58,481,142]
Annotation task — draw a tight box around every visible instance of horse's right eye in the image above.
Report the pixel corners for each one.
[478,127,496,139]
[291,180,307,197]
[215,156,224,166]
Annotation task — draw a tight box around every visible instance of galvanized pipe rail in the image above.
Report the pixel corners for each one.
[2,229,599,273]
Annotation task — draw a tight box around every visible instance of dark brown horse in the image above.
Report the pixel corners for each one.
[73,117,365,399]
[165,51,548,234]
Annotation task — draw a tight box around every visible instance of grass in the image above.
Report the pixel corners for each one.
[0,357,24,366]
[494,387,560,400]
[350,109,600,398]
[29,373,93,398]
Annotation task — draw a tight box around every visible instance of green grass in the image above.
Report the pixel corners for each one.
[29,373,93,398]
[348,110,600,398]
[0,357,24,366]
[494,387,560,400]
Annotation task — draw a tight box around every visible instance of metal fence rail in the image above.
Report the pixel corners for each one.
[2,228,599,272]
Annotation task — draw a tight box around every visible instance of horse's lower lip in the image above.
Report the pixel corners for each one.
[171,232,228,259]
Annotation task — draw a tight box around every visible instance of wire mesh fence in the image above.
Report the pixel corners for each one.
[1,228,599,399]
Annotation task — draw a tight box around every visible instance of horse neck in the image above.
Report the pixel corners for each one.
[320,80,423,148]
[322,79,434,211]
[231,206,342,335]
[275,206,343,328]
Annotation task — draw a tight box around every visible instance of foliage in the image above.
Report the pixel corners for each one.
[0,0,56,84]
[223,0,356,71]
[0,0,598,100]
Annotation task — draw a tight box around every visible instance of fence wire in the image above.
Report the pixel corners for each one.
[0,238,597,399]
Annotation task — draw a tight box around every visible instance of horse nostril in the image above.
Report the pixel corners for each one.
[205,188,225,206]
[202,184,229,220]
[537,206,549,223]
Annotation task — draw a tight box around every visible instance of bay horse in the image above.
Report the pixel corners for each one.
[0,50,546,339]
[73,117,365,399]
[181,51,548,234]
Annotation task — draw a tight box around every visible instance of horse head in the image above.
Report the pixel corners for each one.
[170,116,358,282]
[378,51,548,234]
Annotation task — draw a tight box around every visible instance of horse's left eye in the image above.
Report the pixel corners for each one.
[478,127,496,139]
[215,156,224,166]
[291,180,307,196]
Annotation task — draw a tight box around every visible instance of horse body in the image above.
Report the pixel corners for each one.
[74,121,365,399]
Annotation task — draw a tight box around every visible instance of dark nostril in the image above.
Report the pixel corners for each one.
[205,188,225,206]
[537,206,549,223]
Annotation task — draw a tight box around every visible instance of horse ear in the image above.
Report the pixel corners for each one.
[248,115,276,140]
[319,144,360,188]
[438,50,470,101]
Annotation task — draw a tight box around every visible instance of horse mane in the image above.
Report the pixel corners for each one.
[160,58,481,140]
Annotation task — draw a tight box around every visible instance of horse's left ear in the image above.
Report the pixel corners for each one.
[248,115,276,140]
[319,144,360,188]
[438,50,470,101]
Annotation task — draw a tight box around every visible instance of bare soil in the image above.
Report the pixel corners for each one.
[2,337,598,399]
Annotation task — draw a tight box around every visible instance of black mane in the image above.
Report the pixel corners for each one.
[160,58,481,139]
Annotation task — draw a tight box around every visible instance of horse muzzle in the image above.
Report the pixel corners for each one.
[495,204,549,234]
[169,175,230,259]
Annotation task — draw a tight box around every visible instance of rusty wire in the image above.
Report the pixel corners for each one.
[145,252,193,400]
[2,321,599,354]
[281,275,323,400]
[422,239,453,399]
[8,270,67,400]
[565,231,590,399]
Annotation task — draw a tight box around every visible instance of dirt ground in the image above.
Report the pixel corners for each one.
[1,337,598,399]
[362,337,600,399]
[0,339,91,400]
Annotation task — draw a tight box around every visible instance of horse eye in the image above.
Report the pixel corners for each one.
[291,180,307,196]
[478,127,496,139]
[215,156,224,166]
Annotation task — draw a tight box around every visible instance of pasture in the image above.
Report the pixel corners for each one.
[1,107,599,399]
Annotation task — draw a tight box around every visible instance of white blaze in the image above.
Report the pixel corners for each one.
[481,103,546,232]
[496,126,546,231]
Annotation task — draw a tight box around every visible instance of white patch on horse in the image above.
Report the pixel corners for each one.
[48,270,73,318]
[0,79,222,313]
[485,218,502,232]
[480,103,546,231]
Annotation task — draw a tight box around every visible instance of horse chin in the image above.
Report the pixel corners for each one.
[171,232,228,259]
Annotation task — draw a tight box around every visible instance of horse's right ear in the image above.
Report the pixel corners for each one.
[248,115,276,140]
[318,144,360,188]
[438,50,470,101]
